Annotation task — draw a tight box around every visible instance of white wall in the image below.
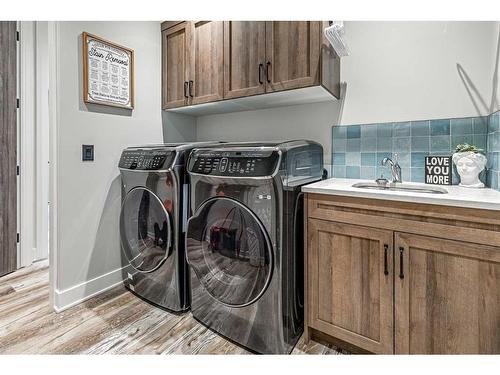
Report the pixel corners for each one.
[50,21,163,311]
[196,21,500,163]
[341,21,498,124]
[491,22,500,113]
[196,101,341,162]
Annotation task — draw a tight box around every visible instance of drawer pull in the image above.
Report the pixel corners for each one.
[183,81,188,98]
[399,247,405,279]
[188,80,194,97]
[383,244,389,276]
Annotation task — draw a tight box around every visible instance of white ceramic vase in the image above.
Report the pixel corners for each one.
[452,151,487,188]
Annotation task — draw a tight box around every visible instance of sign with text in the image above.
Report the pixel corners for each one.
[82,32,134,109]
[425,156,452,185]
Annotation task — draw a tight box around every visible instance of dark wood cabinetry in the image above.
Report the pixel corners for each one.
[223,21,266,99]
[190,21,224,105]
[307,219,394,354]
[305,194,500,354]
[162,22,190,109]
[161,21,340,111]
[395,233,500,354]
[162,21,224,109]
[265,21,321,92]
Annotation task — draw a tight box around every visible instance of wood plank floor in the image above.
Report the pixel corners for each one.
[0,261,345,354]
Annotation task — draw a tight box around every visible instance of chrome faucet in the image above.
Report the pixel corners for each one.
[381,155,402,183]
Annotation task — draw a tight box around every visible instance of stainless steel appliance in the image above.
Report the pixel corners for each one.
[185,141,324,353]
[118,142,220,312]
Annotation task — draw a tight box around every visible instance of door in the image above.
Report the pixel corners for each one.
[120,188,172,273]
[395,233,500,354]
[189,21,224,105]
[223,21,266,99]
[186,196,273,307]
[265,21,321,92]
[307,219,394,354]
[162,22,190,109]
[0,22,17,277]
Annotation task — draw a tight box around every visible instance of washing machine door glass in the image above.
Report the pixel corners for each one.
[187,197,273,307]
[120,187,172,273]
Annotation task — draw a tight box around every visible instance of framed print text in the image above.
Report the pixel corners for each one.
[82,32,134,109]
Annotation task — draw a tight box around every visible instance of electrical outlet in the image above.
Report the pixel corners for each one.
[82,145,94,161]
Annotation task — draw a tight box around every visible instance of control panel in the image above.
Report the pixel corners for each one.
[188,150,280,177]
[119,149,174,170]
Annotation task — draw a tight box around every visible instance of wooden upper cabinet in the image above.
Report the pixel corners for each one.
[265,21,321,92]
[395,233,500,354]
[307,219,394,354]
[223,21,266,99]
[161,21,340,110]
[189,21,224,105]
[162,22,190,109]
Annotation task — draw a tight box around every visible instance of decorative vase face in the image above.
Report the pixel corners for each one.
[452,151,487,188]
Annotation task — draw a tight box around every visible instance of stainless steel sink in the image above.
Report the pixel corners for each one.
[352,182,448,194]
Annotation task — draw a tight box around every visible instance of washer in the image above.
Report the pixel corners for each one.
[118,142,220,312]
[185,140,324,353]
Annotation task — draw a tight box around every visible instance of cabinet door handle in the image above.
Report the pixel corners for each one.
[183,81,189,98]
[383,244,389,276]
[399,247,405,279]
[258,63,264,84]
[188,80,194,97]
[266,61,271,83]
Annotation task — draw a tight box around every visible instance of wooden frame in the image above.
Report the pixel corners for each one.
[82,32,134,109]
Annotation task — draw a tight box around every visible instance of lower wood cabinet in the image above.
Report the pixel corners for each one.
[307,219,394,354]
[395,233,500,354]
[305,194,500,354]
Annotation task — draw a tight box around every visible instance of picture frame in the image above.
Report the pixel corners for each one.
[82,32,134,109]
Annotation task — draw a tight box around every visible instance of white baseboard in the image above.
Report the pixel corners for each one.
[53,266,125,312]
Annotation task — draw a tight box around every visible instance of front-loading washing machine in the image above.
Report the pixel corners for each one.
[118,142,220,312]
[185,140,324,353]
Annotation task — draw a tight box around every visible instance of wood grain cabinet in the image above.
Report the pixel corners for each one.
[307,219,394,354]
[161,21,340,110]
[305,194,500,354]
[395,233,500,354]
[265,21,321,92]
[162,22,191,109]
[223,21,266,99]
[162,21,224,109]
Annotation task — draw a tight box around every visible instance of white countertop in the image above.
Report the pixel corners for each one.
[302,178,500,211]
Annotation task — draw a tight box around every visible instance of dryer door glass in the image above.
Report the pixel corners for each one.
[120,187,171,272]
[186,197,273,307]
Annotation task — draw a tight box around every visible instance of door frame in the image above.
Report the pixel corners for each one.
[17,21,50,269]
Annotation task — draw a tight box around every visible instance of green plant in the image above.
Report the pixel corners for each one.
[454,143,484,154]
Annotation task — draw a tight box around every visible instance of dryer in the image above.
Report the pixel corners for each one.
[118,142,219,312]
[185,141,324,353]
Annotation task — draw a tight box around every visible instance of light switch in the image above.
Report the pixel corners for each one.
[82,145,94,161]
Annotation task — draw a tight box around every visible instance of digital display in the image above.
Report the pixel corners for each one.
[188,151,279,177]
[119,150,173,170]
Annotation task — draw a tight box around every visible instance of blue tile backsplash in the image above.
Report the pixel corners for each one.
[331,113,500,188]
[487,111,500,190]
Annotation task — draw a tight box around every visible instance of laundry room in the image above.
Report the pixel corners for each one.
[1,0,500,373]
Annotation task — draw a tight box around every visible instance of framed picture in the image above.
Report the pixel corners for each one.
[82,32,134,109]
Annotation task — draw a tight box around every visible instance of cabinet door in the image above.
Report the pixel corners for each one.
[395,233,500,354]
[265,21,321,92]
[223,21,266,99]
[307,219,394,354]
[162,22,190,109]
[189,21,224,105]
